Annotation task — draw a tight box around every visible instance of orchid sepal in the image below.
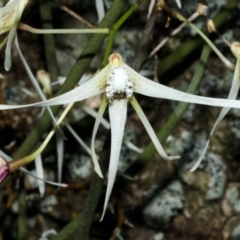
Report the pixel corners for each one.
[130,96,180,161]
[91,97,108,178]
[190,42,240,171]
[100,99,128,221]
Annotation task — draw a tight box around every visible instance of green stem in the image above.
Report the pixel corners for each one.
[17,192,27,240]
[101,1,141,67]
[126,44,211,177]
[18,23,109,34]
[38,0,58,82]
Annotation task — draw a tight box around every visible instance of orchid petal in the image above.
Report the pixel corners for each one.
[147,0,155,18]
[20,168,67,187]
[39,229,57,240]
[4,23,17,70]
[35,155,45,197]
[91,98,108,178]
[0,65,109,110]
[103,0,111,9]
[126,65,240,110]
[100,99,128,221]
[130,96,180,161]
[191,59,240,171]
[95,0,105,23]
[175,0,182,8]
[125,141,143,154]
[56,130,64,183]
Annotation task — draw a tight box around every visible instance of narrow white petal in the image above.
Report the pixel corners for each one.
[4,24,17,70]
[95,0,105,23]
[0,65,109,110]
[175,0,181,8]
[191,60,240,171]
[126,65,240,110]
[14,37,58,124]
[147,0,155,18]
[130,97,180,161]
[103,0,111,9]
[20,167,68,187]
[19,167,68,187]
[39,229,57,240]
[35,155,45,197]
[91,99,108,178]
[56,130,64,183]
[125,141,143,154]
[100,99,128,221]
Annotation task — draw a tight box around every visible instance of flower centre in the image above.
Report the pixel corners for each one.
[106,66,133,101]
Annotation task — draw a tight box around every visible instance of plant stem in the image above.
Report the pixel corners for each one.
[17,192,27,240]
[102,1,141,67]
[38,0,58,82]
[18,23,109,34]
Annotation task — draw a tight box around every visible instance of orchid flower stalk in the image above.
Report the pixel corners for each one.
[1,53,240,219]
[0,149,67,188]
[191,42,240,171]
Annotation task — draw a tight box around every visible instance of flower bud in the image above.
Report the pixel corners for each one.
[197,2,209,17]
[207,19,216,33]
[0,156,9,183]
[109,53,123,68]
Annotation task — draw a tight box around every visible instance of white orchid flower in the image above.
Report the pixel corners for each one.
[191,42,240,171]
[1,53,240,219]
[0,0,28,70]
